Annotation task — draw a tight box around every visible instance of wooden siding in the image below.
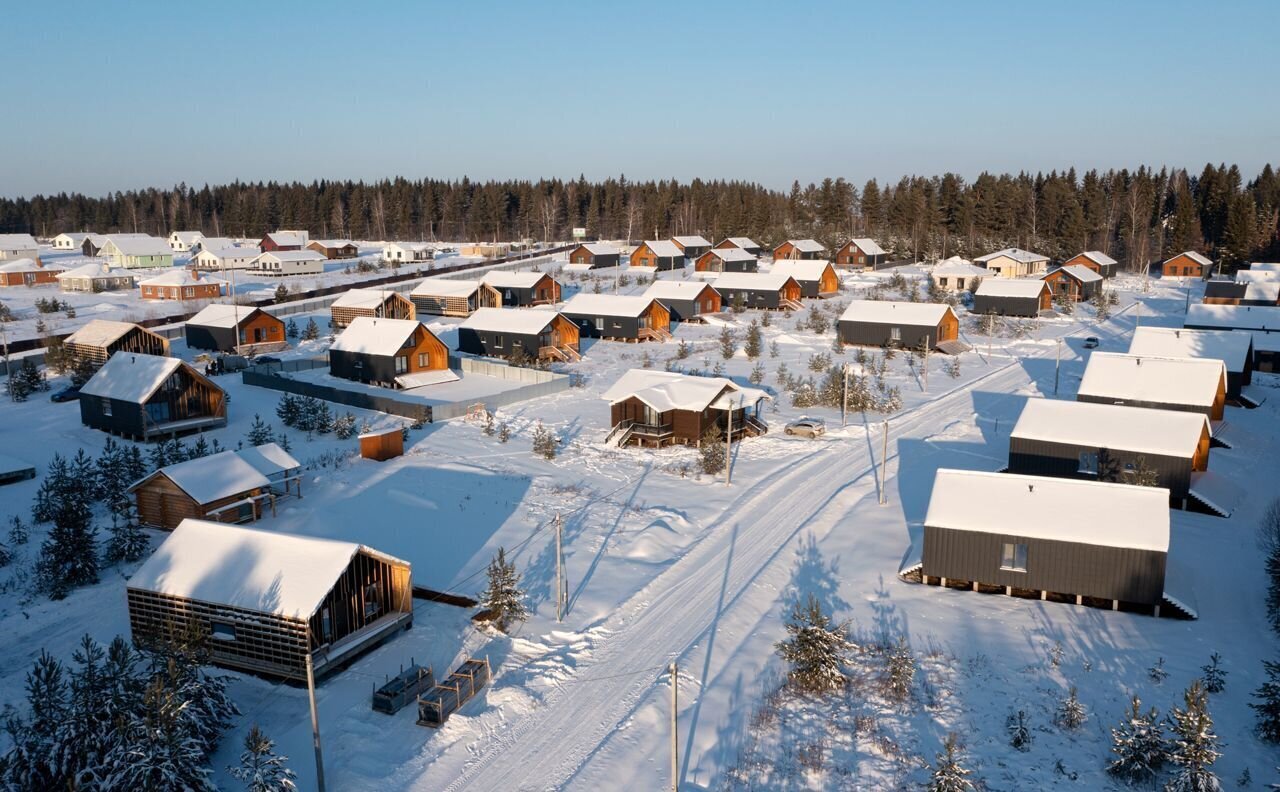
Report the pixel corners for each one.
[141,282,223,301]
[772,241,822,260]
[329,325,449,386]
[133,472,271,530]
[66,326,169,366]
[494,274,561,306]
[308,241,358,259]
[568,245,620,268]
[331,292,415,329]
[714,239,762,256]
[1062,254,1116,278]
[457,315,579,360]
[360,429,404,460]
[413,284,500,316]
[0,270,60,287]
[1163,253,1207,278]
[694,251,758,273]
[564,301,670,341]
[80,363,226,440]
[833,241,886,269]
[1043,269,1100,301]
[630,243,681,271]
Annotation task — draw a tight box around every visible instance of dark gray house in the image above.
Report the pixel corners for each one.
[481,271,562,306]
[79,353,227,441]
[671,235,712,260]
[642,281,722,323]
[567,243,622,269]
[560,294,672,341]
[838,301,959,349]
[328,318,450,389]
[709,272,803,310]
[1184,304,1280,372]
[1129,326,1254,400]
[918,469,1178,616]
[1077,352,1227,422]
[1008,398,1212,508]
[456,308,580,362]
[630,241,685,271]
[972,279,1052,317]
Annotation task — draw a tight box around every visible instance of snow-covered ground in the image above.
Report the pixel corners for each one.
[1,265,1276,790]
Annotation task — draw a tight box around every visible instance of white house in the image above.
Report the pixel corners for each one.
[250,250,326,276]
[0,233,40,262]
[192,245,260,272]
[168,231,204,252]
[974,247,1050,278]
[931,257,989,292]
[383,242,433,263]
[52,232,92,251]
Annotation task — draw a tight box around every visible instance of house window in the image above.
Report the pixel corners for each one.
[1000,542,1028,572]
[890,327,902,342]
[211,622,237,641]
[417,352,429,367]
[494,333,504,347]
[394,355,408,374]
[1078,451,1099,475]
[363,583,380,619]
[183,287,194,298]
[101,398,113,417]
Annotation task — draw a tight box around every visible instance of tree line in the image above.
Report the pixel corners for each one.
[1,163,1276,271]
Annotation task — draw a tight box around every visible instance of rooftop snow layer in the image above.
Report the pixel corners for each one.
[140,269,225,287]
[256,250,326,263]
[265,231,307,247]
[975,279,1049,298]
[413,278,486,298]
[779,239,825,253]
[847,238,887,256]
[330,317,424,356]
[925,469,1170,552]
[710,271,796,291]
[1167,250,1213,267]
[0,233,39,250]
[639,240,684,258]
[769,259,834,281]
[459,307,561,334]
[576,243,621,256]
[63,319,144,347]
[672,235,711,248]
[1185,303,1280,331]
[482,271,550,289]
[80,353,186,402]
[331,288,402,310]
[1078,352,1225,407]
[703,247,757,262]
[722,236,760,249]
[1011,398,1209,458]
[932,257,987,277]
[133,443,298,505]
[187,303,260,328]
[601,369,769,412]
[643,281,718,301]
[55,262,135,280]
[0,258,59,273]
[104,236,172,257]
[562,294,660,317]
[1055,264,1103,283]
[974,247,1049,264]
[839,300,955,326]
[1077,250,1118,266]
[1128,326,1252,373]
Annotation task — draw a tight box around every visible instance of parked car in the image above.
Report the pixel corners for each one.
[253,356,282,366]
[1082,336,1100,349]
[50,385,82,403]
[784,417,826,438]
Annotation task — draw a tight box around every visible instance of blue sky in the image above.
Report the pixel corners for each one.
[3,0,1276,197]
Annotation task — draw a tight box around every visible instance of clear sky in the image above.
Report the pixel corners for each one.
[3,0,1277,198]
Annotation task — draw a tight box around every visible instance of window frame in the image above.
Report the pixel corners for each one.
[1000,542,1028,573]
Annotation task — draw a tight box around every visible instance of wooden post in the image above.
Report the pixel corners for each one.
[669,661,678,792]
[923,335,929,392]
[1075,595,1083,606]
[305,647,327,792]
[1054,338,1061,395]
[555,513,564,623]
[1040,591,1047,601]
[841,363,849,427]
[878,420,888,505]
[1112,600,1119,611]
[940,577,947,587]
[971,581,978,592]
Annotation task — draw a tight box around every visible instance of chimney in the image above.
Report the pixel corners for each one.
[1028,484,1034,493]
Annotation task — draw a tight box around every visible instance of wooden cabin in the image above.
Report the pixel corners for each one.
[1042,264,1102,301]
[250,250,326,276]
[127,519,413,681]
[560,294,672,342]
[329,318,449,389]
[567,243,622,269]
[671,235,712,259]
[714,237,763,257]
[1063,251,1118,278]
[710,271,803,310]
[630,241,684,271]
[1008,398,1211,509]
[129,443,301,530]
[191,245,258,272]
[383,242,433,263]
[0,233,40,261]
[772,239,825,260]
[55,261,137,292]
[482,271,562,306]
[330,288,415,329]
[185,304,287,354]
[168,231,203,252]
[642,281,721,323]
[1184,304,1280,372]
[1163,251,1212,278]
[456,308,580,362]
[769,259,839,298]
[974,248,1049,278]
[1129,326,1254,399]
[0,258,63,287]
[79,353,227,440]
[360,427,404,461]
[973,279,1052,317]
[918,469,1176,617]
[833,238,887,269]
[838,301,959,349]
[64,320,169,367]
[259,230,309,253]
[601,369,770,448]
[932,257,989,293]
[411,278,501,317]
[695,247,758,273]
[308,239,359,259]
[99,236,174,269]
[1077,352,1227,421]
[139,269,226,301]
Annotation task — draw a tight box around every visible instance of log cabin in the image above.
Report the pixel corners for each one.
[629,240,684,271]
[456,308,580,362]
[1129,326,1254,400]
[833,238,887,269]
[411,278,501,316]
[769,259,840,298]
[601,369,770,448]
[1008,398,1211,509]
[695,247,759,273]
[98,236,174,269]
[772,239,825,260]
[1063,251,1118,278]
[126,519,413,681]
[190,245,259,273]
[567,243,622,269]
[972,278,1052,317]
[383,241,434,263]
[168,231,204,252]
[838,301,959,350]
[1077,352,1227,422]
[560,294,672,342]
[259,230,309,253]
[709,271,803,310]
[64,320,169,367]
[55,261,137,292]
[1041,264,1102,302]
[1162,251,1212,278]
[139,269,226,301]
[931,257,988,293]
[330,288,416,329]
[714,236,763,257]
[79,353,227,440]
[482,271,562,306]
[329,317,450,389]
[250,250,326,276]
[0,233,40,261]
[670,235,712,260]
[0,258,63,287]
[973,248,1049,278]
[307,239,359,259]
[184,304,288,354]
[917,469,1179,617]
[128,443,302,530]
[1184,304,1280,371]
[642,281,722,323]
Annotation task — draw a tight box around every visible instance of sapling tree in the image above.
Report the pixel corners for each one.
[1107,695,1167,785]
[1166,680,1222,792]
[774,593,851,695]
[1056,686,1087,730]
[926,733,976,792]
[1250,660,1280,743]
[1201,652,1227,694]
[1007,709,1032,751]
[481,547,528,632]
[229,724,297,792]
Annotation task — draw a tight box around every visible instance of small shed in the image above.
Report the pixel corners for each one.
[671,235,712,259]
[919,469,1175,615]
[456,308,580,362]
[567,243,622,269]
[601,369,770,448]
[838,301,959,349]
[630,241,684,271]
[185,304,287,354]
[561,294,671,342]
[0,258,64,287]
[79,353,227,440]
[329,318,449,388]
[694,247,758,273]
[833,238,887,269]
[769,259,840,298]
[411,278,501,316]
[308,239,359,260]
[360,427,405,461]
[0,454,36,486]
[482,271,561,306]
[1129,326,1254,398]
[973,278,1052,317]
[127,519,413,680]
[714,237,763,257]
[642,281,722,323]
[64,320,170,367]
[1042,264,1102,301]
[710,271,803,310]
[974,248,1050,278]
[331,288,416,329]
[55,261,137,292]
[1063,251,1118,278]
[129,443,302,530]
[251,250,326,276]
[1163,251,1212,278]
[772,239,826,260]
[1077,352,1227,421]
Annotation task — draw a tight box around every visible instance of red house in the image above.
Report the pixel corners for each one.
[259,231,309,253]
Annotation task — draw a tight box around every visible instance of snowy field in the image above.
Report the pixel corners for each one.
[1,263,1277,790]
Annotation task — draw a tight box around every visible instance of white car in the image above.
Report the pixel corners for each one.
[784,417,826,438]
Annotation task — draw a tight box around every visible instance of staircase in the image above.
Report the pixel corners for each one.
[540,344,581,363]
[781,298,804,311]
[558,344,581,361]
[604,421,635,448]
[638,326,673,342]
[742,415,769,437]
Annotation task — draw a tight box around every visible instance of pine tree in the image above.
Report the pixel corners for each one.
[481,547,528,632]
[482,410,496,436]
[926,733,976,792]
[498,422,511,443]
[313,401,333,434]
[274,283,289,303]
[0,652,71,791]
[1165,680,1222,792]
[275,394,301,427]
[1056,686,1087,730]
[531,422,557,460]
[285,319,299,340]
[744,320,762,359]
[8,515,28,545]
[749,362,765,385]
[302,318,319,340]
[884,635,915,704]
[774,593,851,695]
[105,509,149,564]
[69,355,97,387]
[1201,652,1227,694]
[719,326,736,360]
[331,413,357,439]
[1149,657,1170,684]
[35,453,98,598]
[1260,499,1280,635]
[229,725,297,791]
[1250,660,1280,743]
[100,677,217,792]
[699,425,725,475]
[675,339,691,360]
[246,414,274,446]
[1007,709,1033,751]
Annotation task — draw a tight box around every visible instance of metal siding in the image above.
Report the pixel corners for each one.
[973,294,1041,317]
[1075,393,1212,420]
[837,319,936,349]
[1007,438,1192,500]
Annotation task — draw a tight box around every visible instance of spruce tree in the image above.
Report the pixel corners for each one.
[101,677,217,792]
[229,725,297,791]
[1108,695,1168,785]
[0,652,71,790]
[481,547,528,632]
[285,319,299,340]
[1007,709,1032,751]
[884,635,915,704]
[531,422,557,460]
[302,318,319,340]
[744,320,762,359]
[926,733,976,792]
[699,425,725,475]
[1260,499,1280,635]
[275,394,301,428]
[1250,660,1280,743]
[1201,653,1227,694]
[774,593,851,695]
[1056,686,1087,730]
[35,454,99,598]
[1165,680,1222,792]
[719,326,736,360]
[246,414,274,446]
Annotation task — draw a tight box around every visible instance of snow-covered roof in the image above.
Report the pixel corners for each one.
[1078,352,1225,408]
[925,469,1170,552]
[265,231,307,247]
[54,232,91,244]
[575,243,621,256]
[671,235,711,248]
[839,300,957,327]
[396,369,461,389]
[64,319,145,348]
[412,278,486,298]
[79,353,187,402]
[562,294,660,318]
[704,247,757,263]
[932,257,987,277]
[140,269,225,287]
[1076,251,1118,267]
[1243,281,1280,302]
[643,280,718,301]
[0,233,38,250]
[235,442,300,478]
[330,317,425,356]
[1165,250,1213,267]
[1053,264,1103,283]
[974,247,1049,264]
[194,236,237,250]
[187,303,263,328]
[132,444,298,505]
[0,258,59,274]
[385,241,432,252]
[331,288,402,310]
[255,250,326,263]
[846,238,887,256]
[974,278,1049,298]
[722,236,760,250]
[170,231,202,244]
[1250,262,1280,273]
[640,240,684,258]
[197,245,258,260]
[777,239,825,254]
[1012,398,1209,459]
[105,236,173,257]
[1235,270,1278,283]
[310,238,355,248]
[127,519,406,620]
[1185,304,1280,332]
[1128,327,1252,374]
[710,271,797,291]
[482,271,550,289]
[55,262,135,280]
[769,259,834,282]
[601,369,770,412]
[459,307,561,335]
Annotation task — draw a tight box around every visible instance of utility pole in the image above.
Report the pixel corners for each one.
[555,513,565,622]
[841,362,850,426]
[922,335,930,392]
[669,662,679,792]
[879,420,889,505]
[1054,338,1062,395]
[724,399,736,486]
[0,315,10,379]
[305,646,327,792]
